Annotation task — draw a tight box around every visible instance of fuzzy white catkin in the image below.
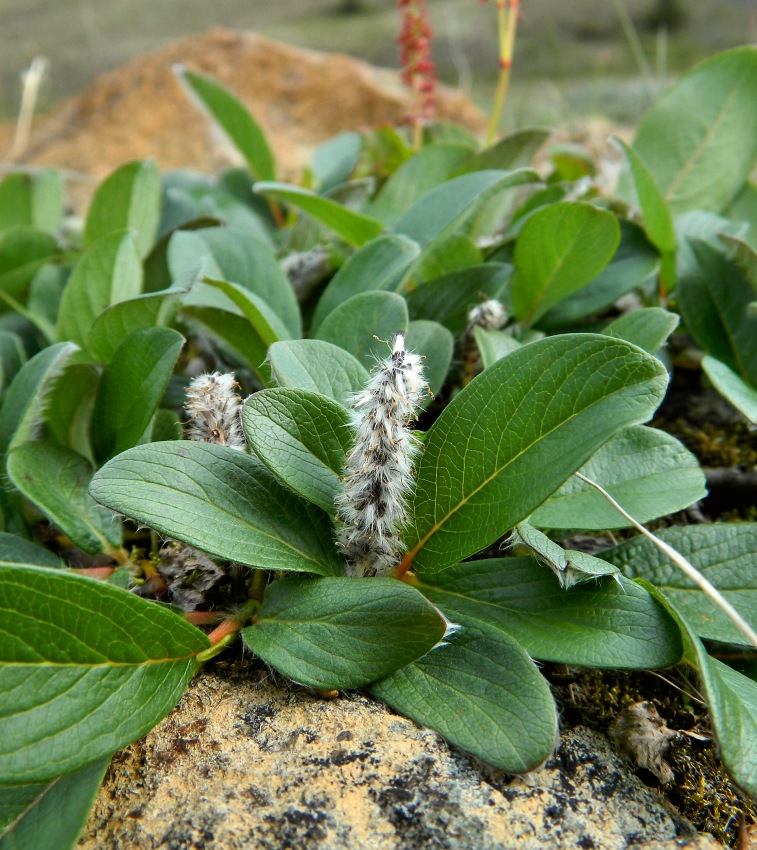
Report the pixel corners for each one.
[184,372,246,450]
[465,299,508,334]
[335,334,427,578]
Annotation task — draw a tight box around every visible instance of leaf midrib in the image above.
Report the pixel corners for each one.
[407,362,658,567]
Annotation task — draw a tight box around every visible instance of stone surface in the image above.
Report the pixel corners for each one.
[0,28,486,211]
[79,661,720,850]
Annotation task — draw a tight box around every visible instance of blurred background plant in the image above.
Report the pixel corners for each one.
[1,0,755,130]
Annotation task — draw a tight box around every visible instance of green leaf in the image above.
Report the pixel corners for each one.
[0,332,25,396]
[91,327,184,463]
[702,355,757,424]
[410,233,482,284]
[0,228,60,303]
[56,232,142,351]
[201,277,290,346]
[530,426,706,530]
[241,576,446,690]
[413,557,682,668]
[511,202,621,325]
[647,587,757,799]
[87,274,195,363]
[366,144,472,225]
[7,442,121,553]
[510,522,620,589]
[168,228,300,337]
[90,442,341,574]
[538,221,659,329]
[0,343,77,457]
[370,619,557,774]
[43,364,99,461]
[312,132,362,192]
[255,182,383,247]
[614,138,676,255]
[311,235,419,334]
[405,320,453,399]
[631,47,757,215]
[604,524,757,646]
[0,171,63,235]
[393,169,538,247]
[180,306,271,386]
[268,340,368,407]
[178,68,275,181]
[474,327,521,370]
[84,160,161,258]
[0,533,62,569]
[0,758,109,850]
[675,210,748,282]
[603,307,679,354]
[315,291,408,370]
[0,565,208,783]
[452,129,549,176]
[405,335,668,574]
[243,388,351,514]
[404,263,510,334]
[677,239,757,385]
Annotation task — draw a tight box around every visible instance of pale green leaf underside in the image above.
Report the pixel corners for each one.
[604,523,757,646]
[530,425,707,530]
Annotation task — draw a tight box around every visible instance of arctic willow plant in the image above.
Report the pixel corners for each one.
[2,43,757,849]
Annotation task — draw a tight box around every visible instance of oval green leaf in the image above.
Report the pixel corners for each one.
[414,557,682,669]
[315,291,408,370]
[84,160,161,258]
[0,565,208,784]
[254,182,384,247]
[268,339,369,408]
[241,576,447,690]
[631,47,757,215]
[7,442,121,553]
[603,307,679,354]
[702,355,757,424]
[311,235,419,333]
[90,441,341,575]
[511,202,620,325]
[530,426,706,530]
[178,68,276,181]
[370,620,558,773]
[0,758,109,850]
[243,388,351,514]
[405,335,668,574]
[55,232,142,351]
[91,327,184,463]
[603,523,757,646]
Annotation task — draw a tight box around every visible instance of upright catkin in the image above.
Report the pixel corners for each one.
[336,334,427,577]
[184,372,246,450]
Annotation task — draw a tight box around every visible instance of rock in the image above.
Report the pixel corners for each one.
[79,661,719,850]
[0,28,486,211]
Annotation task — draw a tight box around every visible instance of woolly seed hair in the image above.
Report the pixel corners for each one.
[184,372,246,450]
[335,333,428,578]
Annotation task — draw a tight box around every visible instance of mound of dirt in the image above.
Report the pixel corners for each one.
[0,28,486,210]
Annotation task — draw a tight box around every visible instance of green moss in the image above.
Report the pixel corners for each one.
[549,665,757,847]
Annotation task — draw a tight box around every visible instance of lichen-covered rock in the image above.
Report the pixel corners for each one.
[0,28,486,211]
[79,661,719,850]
